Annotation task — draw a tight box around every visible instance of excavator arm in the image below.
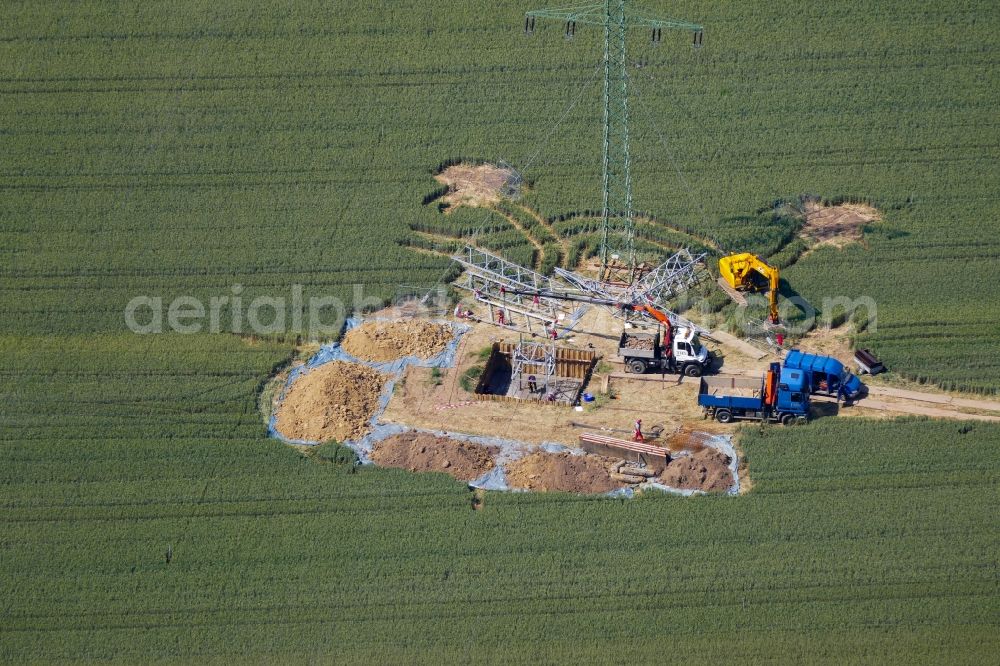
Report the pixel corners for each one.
[628,305,673,340]
[763,264,779,324]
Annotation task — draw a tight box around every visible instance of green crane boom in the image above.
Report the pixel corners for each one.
[525,2,703,280]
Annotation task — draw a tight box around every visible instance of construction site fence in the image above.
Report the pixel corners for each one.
[473,392,573,407]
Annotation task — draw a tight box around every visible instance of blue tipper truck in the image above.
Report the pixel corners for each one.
[783,349,863,400]
[698,362,811,425]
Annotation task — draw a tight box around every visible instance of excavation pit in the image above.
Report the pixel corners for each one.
[474,342,596,406]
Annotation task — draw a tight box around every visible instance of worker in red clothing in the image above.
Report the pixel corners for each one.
[633,419,644,442]
[665,344,676,374]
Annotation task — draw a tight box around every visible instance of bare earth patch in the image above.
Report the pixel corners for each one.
[660,447,734,493]
[800,200,880,249]
[505,451,626,494]
[434,163,513,209]
[794,322,855,367]
[371,431,496,481]
[274,361,386,443]
[342,320,453,363]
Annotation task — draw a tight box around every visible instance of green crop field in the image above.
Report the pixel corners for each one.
[2,0,999,388]
[1,0,998,662]
[2,336,998,662]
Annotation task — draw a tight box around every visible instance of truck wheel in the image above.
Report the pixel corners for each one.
[780,413,795,426]
[716,409,733,424]
[684,364,703,377]
[627,359,646,374]
[795,415,808,425]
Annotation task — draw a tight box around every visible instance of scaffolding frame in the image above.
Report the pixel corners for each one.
[510,339,556,397]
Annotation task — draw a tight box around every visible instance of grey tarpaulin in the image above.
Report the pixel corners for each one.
[268,317,740,497]
[268,317,470,450]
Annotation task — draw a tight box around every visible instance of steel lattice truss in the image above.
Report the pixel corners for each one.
[625,248,709,305]
[454,246,560,297]
[556,250,709,333]
[552,267,621,301]
[451,244,709,334]
[454,245,561,302]
[453,245,573,330]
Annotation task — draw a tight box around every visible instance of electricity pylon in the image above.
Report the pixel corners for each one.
[525,2,703,280]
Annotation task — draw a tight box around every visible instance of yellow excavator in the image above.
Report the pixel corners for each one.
[719,253,780,323]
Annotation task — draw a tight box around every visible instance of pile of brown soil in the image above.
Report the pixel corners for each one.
[800,201,879,249]
[505,451,626,494]
[342,320,452,363]
[434,163,513,209]
[274,361,386,443]
[660,448,734,493]
[371,432,496,481]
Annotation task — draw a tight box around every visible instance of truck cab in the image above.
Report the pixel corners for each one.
[673,328,709,368]
[619,327,710,376]
[774,367,811,417]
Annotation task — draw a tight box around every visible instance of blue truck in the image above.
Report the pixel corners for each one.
[698,362,811,425]
[783,350,863,400]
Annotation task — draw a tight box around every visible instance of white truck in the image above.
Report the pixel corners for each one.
[619,328,710,376]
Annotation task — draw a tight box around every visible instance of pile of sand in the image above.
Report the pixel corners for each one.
[505,451,626,494]
[434,163,513,209]
[274,361,386,443]
[341,320,453,363]
[660,448,734,493]
[800,201,879,249]
[371,432,496,481]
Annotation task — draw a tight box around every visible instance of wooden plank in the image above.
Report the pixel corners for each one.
[579,432,670,459]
